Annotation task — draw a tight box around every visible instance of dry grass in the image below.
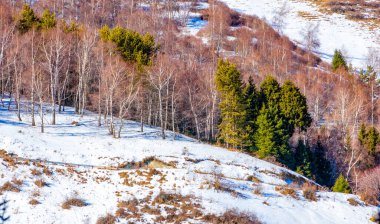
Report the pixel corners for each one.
[347,198,361,206]
[31,168,42,176]
[117,198,139,213]
[61,198,86,209]
[29,199,40,205]
[11,178,23,187]
[247,175,261,183]
[0,149,17,167]
[96,214,116,224]
[252,185,263,196]
[202,209,261,224]
[0,181,20,193]
[43,167,53,176]
[34,179,46,188]
[302,183,318,201]
[275,186,299,199]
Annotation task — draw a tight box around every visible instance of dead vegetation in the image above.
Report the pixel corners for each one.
[275,186,299,199]
[34,179,47,188]
[0,149,17,167]
[96,214,116,224]
[0,181,20,193]
[302,183,318,201]
[29,199,40,205]
[203,209,261,224]
[61,198,87,209]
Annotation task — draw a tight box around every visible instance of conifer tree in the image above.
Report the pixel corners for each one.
[358,124,380,155]
[294,140,312,178]
[331,49,348,71]
[17,4,39,34]
[242,76,260,151]
[215,60,247,149]
[313,141,332,186]
[280,80,312,135]
[254,76,292,165]
[39,9,56,30]
[332,174,351,193]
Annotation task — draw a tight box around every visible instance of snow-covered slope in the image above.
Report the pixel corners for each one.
[0,98,378,223]
[219,0,380,69]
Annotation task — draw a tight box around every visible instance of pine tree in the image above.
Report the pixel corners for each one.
[99,26,156,65]
[312,141,332,186]
[215,60,247,149]
[242,76,260,151]
[294,140,312,178]
[279,80,312,135]
[38,9,56,30]
[254,76,292,165]
[331,49,348,71]
[332,174,351,193]
[358,124,380,155]
[17,4,39,34]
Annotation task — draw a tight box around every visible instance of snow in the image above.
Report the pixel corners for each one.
[219,0,380,69]
[0,98,378,223]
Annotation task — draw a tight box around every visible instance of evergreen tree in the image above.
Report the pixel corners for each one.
[254,76,292,166]
[312,141,332,186]
[331,49,348,71]
[359,66,377,84]
[242,76,260,151]
[279,81,312,135]
[332,174,351,193]
[17,4,39,34]
[294,140,312,178]
[215,60,247,149]
[358,124,380,155]
[38,9,56,30]
[99,25,157,65]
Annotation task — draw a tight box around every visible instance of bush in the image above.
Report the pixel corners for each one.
[202,209,261,224]
[332,174,351,193]
[347,198,360,206]
[34,179,46,188]
[302,183,318,201]
[275,186,298,199]
[96,214,116,224]
[0,181,20,193]
[61,198,86,209]
[29,199,40,205]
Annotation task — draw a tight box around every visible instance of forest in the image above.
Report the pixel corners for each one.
[0,0,379,205]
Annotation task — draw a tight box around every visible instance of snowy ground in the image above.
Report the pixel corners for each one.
[0,97,378,223]
[219,0,380,69]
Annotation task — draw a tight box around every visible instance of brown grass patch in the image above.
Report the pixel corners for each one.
[202,209,261,224]
[96,214,116,224]
[29,199,40,205]
[347,197,360,206]
[275,186,298,199]
[61,198,86,209]
[34,179,46,188]
[0,181,20,193]
[302,183,318,201]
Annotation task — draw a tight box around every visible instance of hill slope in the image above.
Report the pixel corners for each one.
[0,98,378,223]
[219,0,380,69]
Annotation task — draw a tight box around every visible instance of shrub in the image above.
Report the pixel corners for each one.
[202,209,261,224]
[61,198,86,209]
[0,181,20,193]
[275,186,298,199]
[347,198,360,206]
[34,179,46,188]
[332,174,351,193]
[29,199,40,205]
[357,167,380,205]
[96,214,116,224]
[302,183,318,201]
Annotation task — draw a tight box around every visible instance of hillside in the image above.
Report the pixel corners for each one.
[0,98,378,223]
[219,0,380,69]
